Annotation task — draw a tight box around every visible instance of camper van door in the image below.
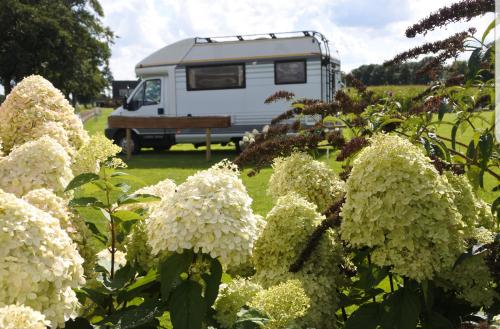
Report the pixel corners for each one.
[126,78,164,117]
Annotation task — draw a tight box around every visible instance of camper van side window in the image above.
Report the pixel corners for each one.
[274,60,307,84]
[186,64,245,91]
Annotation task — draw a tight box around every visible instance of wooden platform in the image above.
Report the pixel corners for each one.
[107,116,231,160]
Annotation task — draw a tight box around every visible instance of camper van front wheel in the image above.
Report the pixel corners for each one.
[116,131,140,154]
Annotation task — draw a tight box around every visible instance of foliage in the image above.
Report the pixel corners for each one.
[0,0,113,100]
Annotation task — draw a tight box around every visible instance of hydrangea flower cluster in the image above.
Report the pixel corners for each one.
[248,279,310,329]
[267,152,345,212]
[214,278,263,328]
[0,75,88,155]
[71,134,125,176]
[340,134,466,281]
[253,193,348,329]
[146,160,264,267]
[437,254,498,307]
[0,136,73,196]
[22,188,97,277]
[0,304,49,329]
[0,189,85,327]
[444,172,498,236]
[125,179,177,271]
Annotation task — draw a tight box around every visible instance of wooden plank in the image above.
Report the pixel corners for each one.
[206,128,211,161]
[108,116,231,129]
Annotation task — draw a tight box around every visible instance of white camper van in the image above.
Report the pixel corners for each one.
[105,31,341,152]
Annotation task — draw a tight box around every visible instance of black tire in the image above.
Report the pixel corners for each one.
[116,131,141,154]
[153,145,171,152]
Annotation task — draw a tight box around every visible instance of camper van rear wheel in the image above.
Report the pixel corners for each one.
[116,131,140,154]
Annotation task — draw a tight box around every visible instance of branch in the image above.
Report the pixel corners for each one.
[289,197,344,273]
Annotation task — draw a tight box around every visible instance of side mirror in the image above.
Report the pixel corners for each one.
[122,96,128,110]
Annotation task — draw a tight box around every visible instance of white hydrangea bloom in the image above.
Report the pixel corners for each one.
[146,160,264,267]
[31,121,75,157]
[71,134,124,176]
[341,134,466,281]
[97,249,127,272]
[0,75,88,155]
[268,152,345,212]
[0,189,85,327]
[22,188,97,277]
[0,136,73,196]
[0,304,49,329]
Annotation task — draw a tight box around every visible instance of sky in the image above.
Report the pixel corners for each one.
[100,0,494,80]
[0,0,493,95]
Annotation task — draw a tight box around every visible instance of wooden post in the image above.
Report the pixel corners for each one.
[205,128,211,161]
[126,128,132,160]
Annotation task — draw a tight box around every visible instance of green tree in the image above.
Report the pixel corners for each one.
[0,0,113,103]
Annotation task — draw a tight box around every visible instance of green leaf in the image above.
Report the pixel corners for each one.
[126,269,158,292]
[64,317,94,329]
[345,302,380,329]
[115,182,132,193]
[77,207,109,239]
[437,101,447,121]
[477,132,493,166]
[79,286,110,306]
[451,124,458,150]
[466,141,475,160]
[201,256,223,310]
[69,197,104,208]
[65,173,100,191]
[117,193,161,206]
[111,171,146,184]
[168,280,205,329]
[112,210,143,223]
[106,263,136,290]
[99,298,166,329]
[467,48,482,80]
[426,312,454,329]
[160,251,194,300]
[380,286,420,329]
[233,308,270,329]
[481,19,496,44]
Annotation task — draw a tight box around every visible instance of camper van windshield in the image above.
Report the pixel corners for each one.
[129,79,161,110]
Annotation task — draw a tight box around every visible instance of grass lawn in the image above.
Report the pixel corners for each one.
[86,105,497,215]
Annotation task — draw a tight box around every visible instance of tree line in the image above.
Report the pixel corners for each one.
[0,0,113,105]
[349,57,467,85]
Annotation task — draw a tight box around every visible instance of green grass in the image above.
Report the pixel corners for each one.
[84,108,114,135]
[85,104,497,215]
[367,85,428,98]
